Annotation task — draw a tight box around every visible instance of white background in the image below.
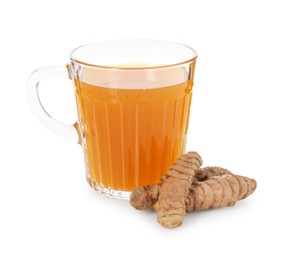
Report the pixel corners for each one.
[1,0,292,259]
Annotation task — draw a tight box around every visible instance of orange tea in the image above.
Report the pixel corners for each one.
[27,40,197,199]
[74,66,194,192]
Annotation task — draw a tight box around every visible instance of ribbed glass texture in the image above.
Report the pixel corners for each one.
[73,64,195,198]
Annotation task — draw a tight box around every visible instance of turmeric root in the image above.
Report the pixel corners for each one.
[156,151,203,228]
[187,167,257,211]
[130,166,257,228]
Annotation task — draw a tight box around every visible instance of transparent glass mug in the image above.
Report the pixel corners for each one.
[27,40,197,199]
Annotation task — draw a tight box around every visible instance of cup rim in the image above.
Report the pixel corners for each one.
[69,39,197,70]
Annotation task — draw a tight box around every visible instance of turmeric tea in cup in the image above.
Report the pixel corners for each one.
[27,40,197,199]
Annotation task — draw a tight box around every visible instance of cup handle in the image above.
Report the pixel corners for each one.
[26,66,80,143]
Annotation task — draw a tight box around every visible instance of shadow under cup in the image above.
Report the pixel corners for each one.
[28,40,197,199]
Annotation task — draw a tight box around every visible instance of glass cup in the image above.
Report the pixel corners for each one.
[27,40,197,199]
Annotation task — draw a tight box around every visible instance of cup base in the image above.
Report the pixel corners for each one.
[86,176,131,200]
